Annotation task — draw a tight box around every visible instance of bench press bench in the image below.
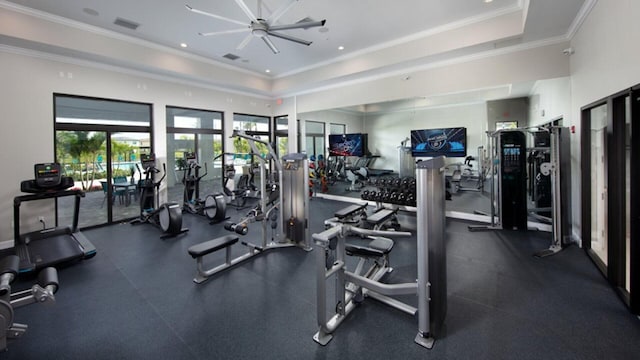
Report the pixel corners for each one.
[188,235,239,284]
[365,208,399,230]
[334,203,368,220]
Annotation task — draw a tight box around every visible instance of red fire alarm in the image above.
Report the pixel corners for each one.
[570,125,576,134]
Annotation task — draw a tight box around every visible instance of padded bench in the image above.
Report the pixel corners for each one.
[365,208,398,229]
[188,235,239,284]
[346,236,394,258]
[334,203,368,220]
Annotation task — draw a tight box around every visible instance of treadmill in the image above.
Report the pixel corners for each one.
[13,163,96,273]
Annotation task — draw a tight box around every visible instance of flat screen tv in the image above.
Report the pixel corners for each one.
[410,127,467,158]
[328,133,367,157]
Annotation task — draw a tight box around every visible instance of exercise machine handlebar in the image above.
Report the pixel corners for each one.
[224,221,249,235]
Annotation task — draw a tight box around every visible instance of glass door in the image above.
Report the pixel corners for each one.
[56,130,108,228]
[589,104,608,266]
[167,133,196,204]
[56,130,151,227]
[111,132,151,222]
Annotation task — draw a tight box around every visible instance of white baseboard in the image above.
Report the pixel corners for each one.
[572,230,582,248]
[0,239,14,250]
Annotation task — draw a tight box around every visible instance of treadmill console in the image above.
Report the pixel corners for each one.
[140,153,157,171]
[34,163,62,188]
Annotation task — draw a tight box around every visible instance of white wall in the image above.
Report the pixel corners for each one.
[0,50,273,244]
[365,102,488,171]
[528,77,571,126]
[568,0,640,242]
[298,109,365,133]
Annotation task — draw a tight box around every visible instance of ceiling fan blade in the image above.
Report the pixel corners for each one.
[269,19,326,31]
[262,36,280,54]
[267,31,311,46]
[233,0,258,23]
[185,5,247,26]
[266,0,298,24]
[236,34,253,50]
[199,28,249,37]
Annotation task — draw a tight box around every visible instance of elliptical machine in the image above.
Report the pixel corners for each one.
[181,152,228,223]
[131,154,188,238]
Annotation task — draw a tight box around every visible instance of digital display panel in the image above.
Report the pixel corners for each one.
[328,133,367,157]
[410,127,467,158]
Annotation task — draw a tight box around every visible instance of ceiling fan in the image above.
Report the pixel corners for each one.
[186,0,326,54]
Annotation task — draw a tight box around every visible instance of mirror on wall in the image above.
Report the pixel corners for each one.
[298,77,571,222]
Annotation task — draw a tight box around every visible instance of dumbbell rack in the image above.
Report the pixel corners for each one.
[360,176,417,207]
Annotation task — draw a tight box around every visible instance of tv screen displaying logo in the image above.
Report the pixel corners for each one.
[410,127,467,158]
[328,133,367,157]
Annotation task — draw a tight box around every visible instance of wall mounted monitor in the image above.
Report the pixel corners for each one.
[410,127,467,158]
[328,133,367,157]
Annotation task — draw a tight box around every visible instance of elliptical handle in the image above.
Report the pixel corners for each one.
[155,163,167,187]
[199,162,208,180]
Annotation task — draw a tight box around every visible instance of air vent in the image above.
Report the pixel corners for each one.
[114,17,140,30]
[223,53,240,61]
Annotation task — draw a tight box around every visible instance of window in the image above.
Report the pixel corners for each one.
[166,106,224,204]
[54,94,152,227]
[232,113,272,155]
[329,123,346,135]
[274,115,289,156]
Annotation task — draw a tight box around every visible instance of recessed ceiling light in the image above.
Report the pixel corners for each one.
[338,46,344,50]
[484,0,493,3]
[265,69,271,73]
[180,43,188,48]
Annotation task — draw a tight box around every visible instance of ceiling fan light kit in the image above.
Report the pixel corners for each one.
[186,0,326,54]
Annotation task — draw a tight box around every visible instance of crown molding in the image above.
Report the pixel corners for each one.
[566,0,598,40]
[275,3,525,79]
[0,0,269,79]
[0,44,272,100]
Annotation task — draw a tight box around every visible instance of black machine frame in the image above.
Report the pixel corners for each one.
[13,164,96,273]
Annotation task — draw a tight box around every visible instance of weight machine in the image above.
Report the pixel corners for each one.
[469,126,572,256]
[313,156,447,349]
[186,130,311,283]
[0,255,59,351]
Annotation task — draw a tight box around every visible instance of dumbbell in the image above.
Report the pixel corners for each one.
[406,193,416,207]
[389,192,399,204]
[361,190,370,200]
[393,177,402,188]
[397,192,407,205]
[401,177,410,189]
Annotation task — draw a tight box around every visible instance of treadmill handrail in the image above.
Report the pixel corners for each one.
[13,189,85,206]
[13,189,84,244]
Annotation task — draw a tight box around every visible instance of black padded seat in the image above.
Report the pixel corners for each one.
[188,235,239,258]
[334,203,367,219]
[345,236,394,258]
[366,209,397,225]
[368,237,394,253]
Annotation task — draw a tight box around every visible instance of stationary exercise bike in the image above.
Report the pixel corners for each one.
[181,152,228,223]
[131,154,188,238]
